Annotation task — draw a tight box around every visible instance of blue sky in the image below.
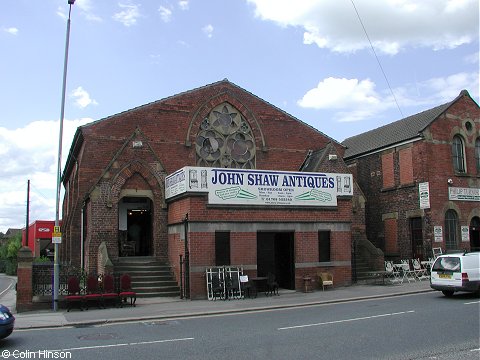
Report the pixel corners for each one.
[0,0,478,232]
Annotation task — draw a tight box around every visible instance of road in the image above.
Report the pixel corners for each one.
[1,292,479,360]
[0,277,14,299]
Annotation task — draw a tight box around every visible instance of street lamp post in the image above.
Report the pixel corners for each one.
[53,0,75,312]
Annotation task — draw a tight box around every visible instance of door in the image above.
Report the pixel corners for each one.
[470,217,480,252]
[410,217,423,260]
[257,232,295,290]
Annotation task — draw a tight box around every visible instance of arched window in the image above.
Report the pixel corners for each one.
[475,137,480,173]
[445,209,458,250]
[195,102,256,169]
[452,135,466,173]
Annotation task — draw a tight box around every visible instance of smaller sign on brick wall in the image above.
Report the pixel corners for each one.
[418,182,430,209]
[434,226,443,243]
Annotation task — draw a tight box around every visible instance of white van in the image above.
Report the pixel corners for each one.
[430,252,480,297]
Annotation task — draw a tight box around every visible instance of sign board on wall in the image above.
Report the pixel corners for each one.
[434,226,443,243]
[461,226,470,242]
[165,166,353,207]
[448,187,480,201]
[418,182,430,209]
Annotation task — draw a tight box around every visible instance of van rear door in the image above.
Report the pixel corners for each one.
[431,256,462,286]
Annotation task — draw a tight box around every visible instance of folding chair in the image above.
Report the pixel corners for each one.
[384,261,403,284]
[400,260,417,283]
[411,259,429,281]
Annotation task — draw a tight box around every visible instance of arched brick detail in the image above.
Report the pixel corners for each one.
[109,159,168,261]
[185,91,266,150]
[110,159,165,205]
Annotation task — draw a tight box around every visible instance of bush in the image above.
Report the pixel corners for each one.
[0,233,22,275]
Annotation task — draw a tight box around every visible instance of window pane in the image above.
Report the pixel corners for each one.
[452,136,465,173]
[215,231,230,266]
[432,257,461,272]
[319,231,331,262]
[445,210,458,250]
[475,138,480,173]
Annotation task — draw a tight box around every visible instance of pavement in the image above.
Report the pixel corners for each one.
[0,275,434,330]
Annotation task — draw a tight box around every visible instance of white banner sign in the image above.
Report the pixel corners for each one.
[165,166,353,207]
[448,187,480,201]
[418,182,430,209]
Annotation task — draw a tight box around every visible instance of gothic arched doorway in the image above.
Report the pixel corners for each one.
[118,196,153,256]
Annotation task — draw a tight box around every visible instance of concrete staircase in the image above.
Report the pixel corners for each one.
[353,237,385,284]
[114,257,180,298]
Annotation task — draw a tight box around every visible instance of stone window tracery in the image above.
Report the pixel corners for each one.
[195,103,256,168]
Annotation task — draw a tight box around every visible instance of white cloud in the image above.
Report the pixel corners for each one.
[178,1,189,10]
[70,87,98,108]
[465,51,479,64]
[158,6,173,22]
[298,77,386,122]
[3,27,18,35]
[298,71,479,122]
[202,24,214,38]
[247,0,478,54]
[0,118,91,232]
[298,77,380,109]
[113,3,141,27]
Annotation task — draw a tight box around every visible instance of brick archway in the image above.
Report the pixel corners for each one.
[109,160,168,261]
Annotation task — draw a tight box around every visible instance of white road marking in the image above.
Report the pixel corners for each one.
[0,280,14,297]
[277,310,415,330]
[51,337,194,352]
[464,300,480,305]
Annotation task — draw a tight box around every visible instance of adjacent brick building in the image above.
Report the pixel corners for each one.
[343,90,480,261]
[61,80,363,298]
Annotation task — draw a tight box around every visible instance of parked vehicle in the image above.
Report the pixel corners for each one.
[0,304,14,339]
[430,252,480,297]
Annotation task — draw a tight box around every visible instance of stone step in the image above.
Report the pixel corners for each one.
[114,257,180,298]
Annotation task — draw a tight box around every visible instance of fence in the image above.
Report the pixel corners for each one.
[32,263,88,297]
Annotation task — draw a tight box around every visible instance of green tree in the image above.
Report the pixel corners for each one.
[0,232,22,275]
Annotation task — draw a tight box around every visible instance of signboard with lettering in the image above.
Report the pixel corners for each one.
[448,187,480,201]
[434,226,443,243]
[165,166,353,207]
[461,226,470,242]
[418,182,430,209]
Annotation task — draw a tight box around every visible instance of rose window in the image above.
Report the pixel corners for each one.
[196,103,256,168]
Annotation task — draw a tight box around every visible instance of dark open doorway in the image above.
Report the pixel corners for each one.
[127,209,151,256]
[410,217,424,259]
[257,232,295,290]
[119,197,152,257]
[470,217,480,252]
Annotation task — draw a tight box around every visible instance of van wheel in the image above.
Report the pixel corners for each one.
[442,290,454,297]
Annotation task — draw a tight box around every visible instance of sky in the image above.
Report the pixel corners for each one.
[0,0,478,233]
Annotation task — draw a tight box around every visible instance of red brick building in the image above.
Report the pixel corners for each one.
[61,80,362,298]
[343,90,480,261]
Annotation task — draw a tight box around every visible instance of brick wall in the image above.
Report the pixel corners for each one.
[346,93,480,259]
[60,80,355,298]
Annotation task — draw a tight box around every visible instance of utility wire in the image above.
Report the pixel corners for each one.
[350,0,404,118]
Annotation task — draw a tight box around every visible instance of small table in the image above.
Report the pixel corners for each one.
[250,277,268,297]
